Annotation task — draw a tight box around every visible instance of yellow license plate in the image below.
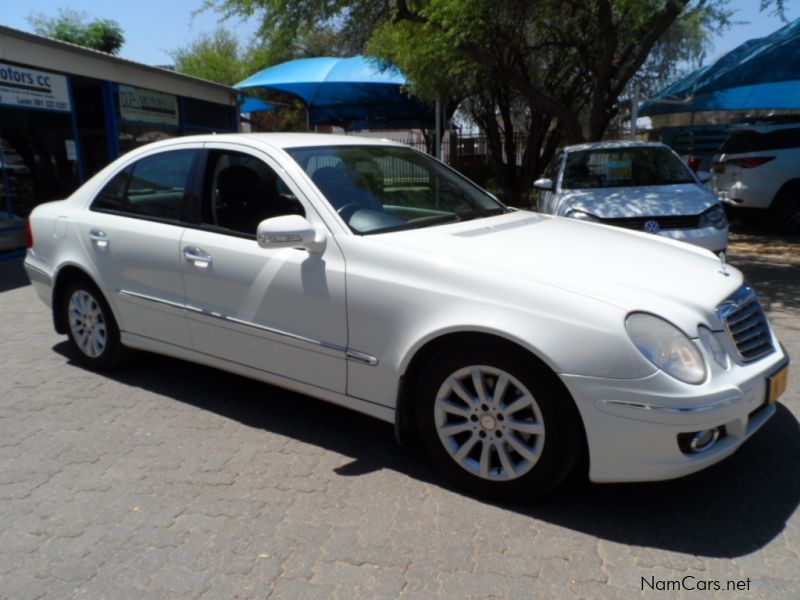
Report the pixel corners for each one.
[767,364,789,405]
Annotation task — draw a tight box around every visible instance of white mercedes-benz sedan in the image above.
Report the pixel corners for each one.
[24,134,789,499]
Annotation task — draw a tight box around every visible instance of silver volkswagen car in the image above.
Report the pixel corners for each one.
[535,141,729,253]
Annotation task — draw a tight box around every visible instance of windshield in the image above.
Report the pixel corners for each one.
[562,146,695,189]
[286,144,506,234]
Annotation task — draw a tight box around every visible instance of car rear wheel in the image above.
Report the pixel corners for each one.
[415,344,583,500]
[63,281,126,369]
[772,186,800,234]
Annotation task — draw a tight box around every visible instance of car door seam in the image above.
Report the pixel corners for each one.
[116,288,378,365]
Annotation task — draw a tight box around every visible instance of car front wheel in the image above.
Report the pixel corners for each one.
[415,344,583,500]
[63,281,126,369]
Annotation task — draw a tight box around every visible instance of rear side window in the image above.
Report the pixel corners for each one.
[721,128,800,153]
[92,150,198,222]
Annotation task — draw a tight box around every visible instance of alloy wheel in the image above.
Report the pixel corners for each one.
[67,289,108,358]
[434,365,545,481]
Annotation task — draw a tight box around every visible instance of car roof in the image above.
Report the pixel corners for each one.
[563,140,667,153]
[134,132,409,152]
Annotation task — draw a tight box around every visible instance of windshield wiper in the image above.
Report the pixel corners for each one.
[409,213,462,228]
[462,207,508,221]
[361,213,460,235]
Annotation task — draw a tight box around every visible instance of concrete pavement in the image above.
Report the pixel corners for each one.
[0,248,798,599]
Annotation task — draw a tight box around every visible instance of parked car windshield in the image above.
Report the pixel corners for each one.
[286,145,506,234]
[562,146,695,189]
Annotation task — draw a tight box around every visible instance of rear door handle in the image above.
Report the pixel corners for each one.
[183,247,213,269]
[89,229,109,248]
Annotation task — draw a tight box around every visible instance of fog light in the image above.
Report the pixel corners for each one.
[678,428,721,454]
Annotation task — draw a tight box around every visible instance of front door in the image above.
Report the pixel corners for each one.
[179,143,348,393]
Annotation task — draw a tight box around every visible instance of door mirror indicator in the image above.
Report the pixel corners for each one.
[256,215,326,253]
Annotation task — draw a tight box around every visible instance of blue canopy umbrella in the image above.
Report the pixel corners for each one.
[641,18,800,116]
[235,56,435,130]
[238,96,277,114]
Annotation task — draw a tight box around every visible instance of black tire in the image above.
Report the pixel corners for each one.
[415,342,583,501]
[62,280,127,370]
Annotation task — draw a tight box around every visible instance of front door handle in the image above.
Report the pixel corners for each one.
[183,247,213,269]
[89,229,109,248]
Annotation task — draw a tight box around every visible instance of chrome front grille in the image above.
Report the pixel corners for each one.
[717,285,774,362]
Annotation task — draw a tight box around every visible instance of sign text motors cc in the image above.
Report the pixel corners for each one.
[0,63,71,112]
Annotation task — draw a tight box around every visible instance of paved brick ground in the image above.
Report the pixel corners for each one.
[1,249,798,599]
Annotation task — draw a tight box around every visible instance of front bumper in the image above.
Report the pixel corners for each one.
[562,346,788,483]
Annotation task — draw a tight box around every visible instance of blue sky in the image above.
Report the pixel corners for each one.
[0,0,796,68]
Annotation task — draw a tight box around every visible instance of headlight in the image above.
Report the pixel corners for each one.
[564,209,599,222]
[698,204,728,230]
[625,313,707,384]
[698,326,730,369]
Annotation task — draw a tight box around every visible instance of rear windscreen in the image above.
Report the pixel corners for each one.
[721,128,800,153]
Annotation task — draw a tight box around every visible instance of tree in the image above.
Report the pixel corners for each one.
[204,0,784,203]
[28,8,124,55]
[171,28,267,85]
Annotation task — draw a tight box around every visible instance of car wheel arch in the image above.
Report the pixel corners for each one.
[52,265,116,335]
[394,331,587,458]
[772,178,800,207]
[770,179,800,232]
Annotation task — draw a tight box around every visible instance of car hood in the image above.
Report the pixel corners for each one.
[559,183,716,218]
[374,211,741,331]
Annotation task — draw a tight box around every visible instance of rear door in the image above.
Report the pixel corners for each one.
[78,145,202,348]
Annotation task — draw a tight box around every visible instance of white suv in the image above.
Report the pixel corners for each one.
[712,123,800,233]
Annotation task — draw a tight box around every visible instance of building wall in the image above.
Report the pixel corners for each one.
[0,27,239,255]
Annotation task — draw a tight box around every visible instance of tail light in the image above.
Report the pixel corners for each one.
[728,156,775,169]
[687,156,701,172]
[25,220,33,249]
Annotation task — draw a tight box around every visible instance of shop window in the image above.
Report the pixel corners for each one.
[185,98,236,131]
[0,107,78,219]
[118,123,178,154]
[72,76,109,178]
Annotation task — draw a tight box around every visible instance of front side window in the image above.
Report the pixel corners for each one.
[202,151,304,236]
[543,151,563,183]
[562,147,695,189]
[91,149,198,221]
[287,145,506,235]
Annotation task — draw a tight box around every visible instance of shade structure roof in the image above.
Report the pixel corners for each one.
[641,18,800,116]
[235,56,435,129]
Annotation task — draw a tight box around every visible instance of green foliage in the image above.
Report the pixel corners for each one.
[28,8,124,54]
[170,28,269,85]
[201,0,787,202]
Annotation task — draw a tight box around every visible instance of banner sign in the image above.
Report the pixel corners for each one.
[0,63,71,112]
[119,85,179,126]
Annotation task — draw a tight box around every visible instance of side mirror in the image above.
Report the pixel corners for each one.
[533,177,554,191]
[256,214,326,253]
[696,171,712,184]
